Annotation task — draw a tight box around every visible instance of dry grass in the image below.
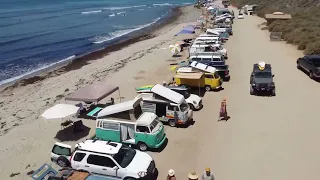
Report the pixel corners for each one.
[231,0,320,54]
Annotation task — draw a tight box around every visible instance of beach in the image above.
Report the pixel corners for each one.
[2,2,320,180]
[0,5,201,179]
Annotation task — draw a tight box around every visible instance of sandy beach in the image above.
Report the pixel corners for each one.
[1,3,320,180]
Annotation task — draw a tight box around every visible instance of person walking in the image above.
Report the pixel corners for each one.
[219,97,228,120]
[167,169,176,180]
[188,171,199,180]
[200,168,215,180]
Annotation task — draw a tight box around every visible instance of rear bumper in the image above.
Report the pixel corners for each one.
[253,87,274,91]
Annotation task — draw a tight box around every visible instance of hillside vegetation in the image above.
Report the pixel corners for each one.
[231,0,320,55]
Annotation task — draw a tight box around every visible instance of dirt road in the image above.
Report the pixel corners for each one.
[153,11,320,180]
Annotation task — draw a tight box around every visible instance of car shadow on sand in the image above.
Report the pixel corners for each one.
[149,138,169,153]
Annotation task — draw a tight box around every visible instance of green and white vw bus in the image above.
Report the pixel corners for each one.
[96,97,166,151]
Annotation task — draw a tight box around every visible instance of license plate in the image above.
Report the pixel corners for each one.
[261,88,265,90]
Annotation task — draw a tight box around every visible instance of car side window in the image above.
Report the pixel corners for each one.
[205,74,214,79]
[136,126,150,133]
[73,152,86,162]
[167,105,175,111]
[87,155,116,167]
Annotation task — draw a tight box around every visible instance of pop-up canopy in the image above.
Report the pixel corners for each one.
[65,82,120,103]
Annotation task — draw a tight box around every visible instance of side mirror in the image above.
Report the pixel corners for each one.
[272,75,275,77]
[113,166,119,170]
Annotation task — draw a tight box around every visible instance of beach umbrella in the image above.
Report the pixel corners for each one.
[183,25,195,32]
[175,34,196,41]
[169,44,180,55]
[41,104,80,120]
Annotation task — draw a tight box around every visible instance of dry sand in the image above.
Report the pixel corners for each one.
[0,5,201,179]
[1,3,320,180]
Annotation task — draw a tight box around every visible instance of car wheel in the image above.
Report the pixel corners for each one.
[250,86,255,95]
[168,119,176,127]
[138,142,148,151]
[56,156,70,167]
[124,177,137,180]
[271,89,276,96]
[188,103,195,110]
[309,71,314,79]
[205,85,211,91]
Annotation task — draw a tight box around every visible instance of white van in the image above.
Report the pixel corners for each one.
[195,36,220,42]
[135,84,193,127]
[199,33,219,37]
[190,54,224,63]
[189,44,227,58]
[51,140,156,179]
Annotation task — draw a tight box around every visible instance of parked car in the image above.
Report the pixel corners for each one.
[250,62,275,96]
[297,55,320,79]
[136,85,203,111]
[238,13,244,19]
[51,140,156,179]
[189,55,230,81]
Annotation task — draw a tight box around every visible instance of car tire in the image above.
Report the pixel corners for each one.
[309,71,314,79]
[271,89,276,96]
[124,177,137,180]
[56,156,70,167]
[168,119,176,127]
[250,86,255,95]
[138,142,148,151]
[205,85,211,91]
[188,103,195,110]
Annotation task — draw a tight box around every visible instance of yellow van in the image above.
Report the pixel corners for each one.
[174,71,222,91]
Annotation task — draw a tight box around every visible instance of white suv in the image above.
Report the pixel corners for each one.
[51,140,156,179]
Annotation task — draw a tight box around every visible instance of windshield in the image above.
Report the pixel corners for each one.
[52,145,71,156]
[149,118,160,133]
[254,71,272,78]
[113,145,136,168]
[180,102,189,112]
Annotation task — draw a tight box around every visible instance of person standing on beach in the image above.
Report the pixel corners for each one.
[167,169,176,180]
[188,171,199,180]
[200,168,215,180]
[219,97,228,120]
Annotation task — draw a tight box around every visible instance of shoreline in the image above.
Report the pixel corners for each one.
[0,6,183,92]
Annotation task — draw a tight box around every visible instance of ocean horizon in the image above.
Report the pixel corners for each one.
[0,0,193,85]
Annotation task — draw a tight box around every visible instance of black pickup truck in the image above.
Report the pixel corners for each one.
[297,55,320,79]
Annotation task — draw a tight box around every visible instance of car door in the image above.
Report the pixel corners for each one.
[204,74,214,87]
[86,154,118,177]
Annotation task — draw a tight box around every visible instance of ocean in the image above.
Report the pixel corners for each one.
[0,0,193,85]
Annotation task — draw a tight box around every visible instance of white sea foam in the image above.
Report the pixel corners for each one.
[132,5,147,8]
[153,3,172,6]
[103,6,131,10]
[81,10,102,14]
[116,11,126,15]
[92,17,161,44]
[0,55,76,86]
[109,13,116,17]
[137,9,144,11]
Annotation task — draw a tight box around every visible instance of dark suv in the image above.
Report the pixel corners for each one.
[250,63,275,96]
[297,55,320,79]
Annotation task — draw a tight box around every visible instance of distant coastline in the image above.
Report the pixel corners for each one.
[0,5,185,92]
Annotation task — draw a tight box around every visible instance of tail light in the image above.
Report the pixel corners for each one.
[70,152,74,167]
[225,70,229,75]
